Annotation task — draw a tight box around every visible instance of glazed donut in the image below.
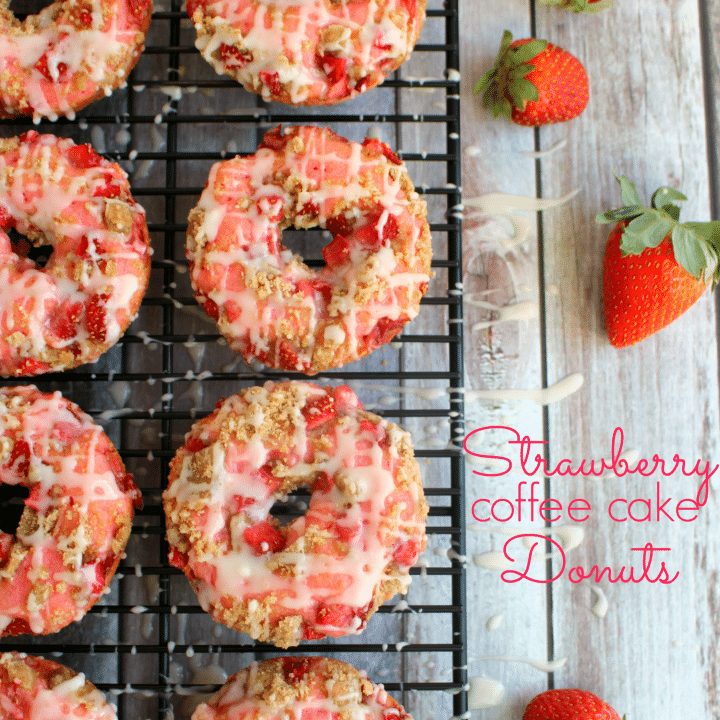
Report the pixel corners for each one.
[0,131,152,377]
[186,0,426,106]
[0,652,117,720]
[193,658,413,720]
[187,125,432,375]
[164,380,427,648]
[0,385,141,637]
[0,0,152,121]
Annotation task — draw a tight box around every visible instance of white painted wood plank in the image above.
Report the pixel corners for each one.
[535,1,720,717]
[458,4,552,717]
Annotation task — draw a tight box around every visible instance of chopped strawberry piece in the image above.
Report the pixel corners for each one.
[277,342,301,370]
[302,394,337,430]
[243,521,284,555]
[85,292,109,341]
[312,471,332,494]
[296,278,332,305]
[373,37,393,53]
[0,535,11,564]
[282,658,311,683]
[48,300,83,342]
[185,436,206,453]
[7,440,29,476]
[398,0,416,16]
[202,298,220,321]
[256,195,284,222]
[67,144,104,169]
[393,539,421,566]
[257,463,280,492]
[0,206,12,228]
[169,548,187,569]
[366,317,406,347]
[259,126,285,151]
[34,54,68,82]
[185,0,200,15]
[129,0,152,19]
[325,215,352,236]
[381,214,399,242]
[118,472,143,509]
[93,177,123,198]
[259,71,282,97]
[356,76,372,93]
[231,494,254,513]
[91,553,116,595]
[362,137,403,165]
[219,43,252,68]
[79,10,92,25]
[315,603,354,627]
[322,235,350,267]
[17,358,50,376]
[4,619,31,636]
[298,200,320,218]
[317,53,346,84]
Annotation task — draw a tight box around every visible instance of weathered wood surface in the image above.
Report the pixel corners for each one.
[462,0,720,718]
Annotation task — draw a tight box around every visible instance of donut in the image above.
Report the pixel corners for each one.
[0,0,152,121]
[193,657,413,720]
[164,380,427,648]
[0,385,141,637]
[186,125,432,374]
[186,0,426,105]
[0,131,152,378]
[0,652,117,720]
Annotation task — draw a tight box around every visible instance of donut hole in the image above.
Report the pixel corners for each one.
[8,228,52,268]
[281,228,330,267]
[0,484,30,534]
[268,491,308,526]
[9,0,56,20]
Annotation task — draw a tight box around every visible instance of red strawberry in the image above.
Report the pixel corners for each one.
[259,71,282,97]
[129,0,152,20]
[475,30,588,126]
[317,53,346,85]
[243,521,284,555]
[168,548,187,570]
[302,394,337,430]
[220,44,252,68]
[67,144,104,169]
[282,658,311,683]
[365,316,406,348]
[598,175,719,348]
[86,292,110,341]
[8,439,30,476]
[34,54,68,82]
[523,689,621,720]
[539,0,612,12]
[17,358,50,376]
[361,137,402,165]
[48,300,83,342]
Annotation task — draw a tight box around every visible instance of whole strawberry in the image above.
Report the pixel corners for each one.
[474,30,589,126]
[598,175,720,348]
[539,0,613,13]
[523,689,621,720]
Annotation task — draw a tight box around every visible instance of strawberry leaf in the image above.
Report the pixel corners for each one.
[509,39,547,65]
[651,186,686,221]
[596,206,645,224]
[671,224,707,279]
[620,211,673,253]
[507,78,538,107]
[474,68,494,95]
[618,175,642,207]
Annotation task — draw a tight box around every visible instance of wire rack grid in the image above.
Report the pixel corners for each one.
[0,2,466,720]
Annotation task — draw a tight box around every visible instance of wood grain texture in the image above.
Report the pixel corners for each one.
[476,0,720,717]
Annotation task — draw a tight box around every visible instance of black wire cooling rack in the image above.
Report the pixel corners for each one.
[0,2,466,719]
